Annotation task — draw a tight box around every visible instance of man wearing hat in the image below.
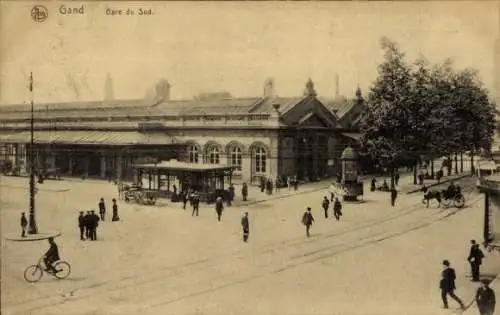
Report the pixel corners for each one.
[20,212,28,237]
[440,260,465,310]
[78,211,85,240]
[241,212,249,242]
[301,207,315,237]
[468,240,485,282]
[475,279,496,315]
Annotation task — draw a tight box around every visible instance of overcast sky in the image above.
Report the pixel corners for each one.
[1,1,499,105]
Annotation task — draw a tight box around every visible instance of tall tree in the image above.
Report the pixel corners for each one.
[359,37,413,187]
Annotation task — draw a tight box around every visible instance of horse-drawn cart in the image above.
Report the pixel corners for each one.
[120,184,159,205]
[422,188,465,208]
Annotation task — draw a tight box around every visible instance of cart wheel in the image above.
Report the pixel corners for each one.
[441,198,451,207]
[454,196,465,208]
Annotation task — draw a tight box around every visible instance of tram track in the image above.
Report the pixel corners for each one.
[7,177,478,314]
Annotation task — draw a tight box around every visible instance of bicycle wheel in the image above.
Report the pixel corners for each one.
[53,261,71,279]
[24,265,43,283]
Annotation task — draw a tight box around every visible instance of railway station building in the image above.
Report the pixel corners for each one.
[0,78,364,185]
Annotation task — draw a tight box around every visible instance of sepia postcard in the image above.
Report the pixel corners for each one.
[1,1,500,314]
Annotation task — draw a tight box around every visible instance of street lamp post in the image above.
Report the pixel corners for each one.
[27,71,38,234]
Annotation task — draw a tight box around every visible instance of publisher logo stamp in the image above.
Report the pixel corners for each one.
[31,5,48,23]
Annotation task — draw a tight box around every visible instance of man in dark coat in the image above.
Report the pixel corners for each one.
[90,210,99,240]
[182,191,188,210]
[440,260,465,310]
[390,188,398,207]
[468,240,485,282]
[112,198,120,221]
[98,198,106,221]
[84,211,92,239]
[192,192,200,216]
[228,184,235,206]
[43,237,60,273]
[333,198,343,221]
[322,196,330,219]
[259,177,265,193]
[242,183,248,201]
[241,212,249,242]
[302,207,314,237]
[395,171,400,186]
[78,211,85,240]
[476,279,496,315]
[215,196,224,221]
[20,212,28,237]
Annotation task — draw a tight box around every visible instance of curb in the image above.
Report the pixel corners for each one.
[5,231,61,242]
[406,174,471,195]
[232,185,330,208]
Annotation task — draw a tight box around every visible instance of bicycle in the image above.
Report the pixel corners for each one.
[23,257,71,282]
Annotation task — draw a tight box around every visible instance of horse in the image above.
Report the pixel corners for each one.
[422,187,442,208]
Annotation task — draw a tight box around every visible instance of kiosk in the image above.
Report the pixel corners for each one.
[332,146,363,202]
[479,173,500,251]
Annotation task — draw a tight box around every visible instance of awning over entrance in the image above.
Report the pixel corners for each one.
[341,132,361,141]
[0,131,178,146]
[133,159,233,173]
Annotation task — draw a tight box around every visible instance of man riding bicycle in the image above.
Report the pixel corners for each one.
[43,237,60,273]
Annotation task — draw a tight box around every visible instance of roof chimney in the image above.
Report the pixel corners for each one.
[304,78,317,97]
[104,73,114,101]
[263,78,275,98]
[335,74,340,99]
[156,79,171,101]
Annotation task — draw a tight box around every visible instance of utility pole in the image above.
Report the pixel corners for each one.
[28,71,38,234]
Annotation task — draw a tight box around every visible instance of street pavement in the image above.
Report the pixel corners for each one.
[0,171,494,315]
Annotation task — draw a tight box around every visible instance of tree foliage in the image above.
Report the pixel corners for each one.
[359,37,495,170]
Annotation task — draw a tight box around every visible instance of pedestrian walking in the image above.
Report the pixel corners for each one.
[228,184,235,206]
[395,171,400,186]
[191,191,200,216]
[390,187,398,207]
[20,212,28,237]
[98,198,106,221]
[468,240,485,282]
[90,210,99,240]
[215,196,224,221]
[475,279,496,315]
[370,177,377,192]
[241,212,249,242]
[84,211,92,239]
[322,196,330,219]
[440,260,465,310]
[242,183,248,201]
[333,198,343,221]
[112,198,120,221]
[182,191,188,210]
[301,207,314,237]
[78,211,85,240]
[259,177,265,193]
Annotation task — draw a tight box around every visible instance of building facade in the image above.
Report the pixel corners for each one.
[0,79,363,185]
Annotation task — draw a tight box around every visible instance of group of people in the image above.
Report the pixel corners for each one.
[76,198,120,241]
[322,196,343,220]
[440,241,495,315]
[300,196,345,237]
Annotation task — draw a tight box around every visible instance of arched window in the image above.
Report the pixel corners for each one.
[207,146,220,164]
[188,144,199,163]
[229,146,242,171]
[254,147,267,173]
